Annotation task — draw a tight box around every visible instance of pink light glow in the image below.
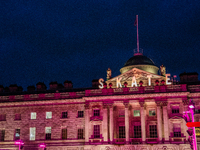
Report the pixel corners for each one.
[15,141,24,145]
[39,144,46,148]
[189,105,194,109]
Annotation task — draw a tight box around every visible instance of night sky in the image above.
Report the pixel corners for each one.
[0,0,200,90]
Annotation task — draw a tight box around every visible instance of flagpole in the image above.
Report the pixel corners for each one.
[136,15,139,53]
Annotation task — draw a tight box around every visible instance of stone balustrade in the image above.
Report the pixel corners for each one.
[0,84,188,102]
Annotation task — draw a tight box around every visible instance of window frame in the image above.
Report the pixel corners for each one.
[0,130,5,141]
[78,111,84,118]
[30,127,36,141]
[78,129,84,139]
[62,112,68,118]
[133,110,140,117]
[119,126,125,138]
[45,127,51,140]
[149,109,156,116]
[46,112,52,119]
[149,125,157,138]
[134,125,141,138]
[15,114,21,120]
[62,128,67,139]
[93,125,100,138]
[31,112,36,120]
[93,109,100,117]
[0,114,6,121]
[15,129,20,140]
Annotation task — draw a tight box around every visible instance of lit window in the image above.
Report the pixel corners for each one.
[119,126,125,138]
[15,114,21,120]
[78,111,84,118]
[149,110,156,116]
[62,128,67,139]
[134,110,140,117]
[46,112,52,119]
[15,129,20,140]
[119,110,125,117]
[93,125,100,138]
[173,124,181,137]
[93,109,100,116]
[62,112,68,118]
[0,114,6,121]
[31,112,36,119]
[0,130,5,141]
[172,107,179,114]
[134,125,141,138]
[45,127,51,140]
[149,125,157,138]
[196,127,200,137]
[30,127,36,140]
[78,129,83,139]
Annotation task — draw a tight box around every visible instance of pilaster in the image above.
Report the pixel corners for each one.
[156,101,162,143]
[162,102,169,143]
[85,103,90,143]
[124,101,129,144]
[108,103,114,144]
[102,103,108,143]
[140,101,146,144]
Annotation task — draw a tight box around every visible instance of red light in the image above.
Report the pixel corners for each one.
[186,122,200,127]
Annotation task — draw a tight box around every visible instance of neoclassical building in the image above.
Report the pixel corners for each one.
[0,51,200,150]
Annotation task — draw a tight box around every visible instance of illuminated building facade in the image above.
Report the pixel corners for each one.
[0,51,200,150]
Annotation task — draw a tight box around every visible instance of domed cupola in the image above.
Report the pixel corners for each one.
[120,52,159,74]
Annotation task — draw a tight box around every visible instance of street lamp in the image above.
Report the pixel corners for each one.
[15,140,24,150]
[39,143,46,150]
[188,100,197,150]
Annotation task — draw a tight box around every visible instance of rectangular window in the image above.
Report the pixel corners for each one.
[78,129,83,139]
[149,110,156,116]
[78,111,84,118]
[0,114,6,121]
[172,107,179,114]
[134,110,140,117]
[93,125,100,138]
[62,112,68,118]
[93,109,100,116]
[0,130,5,141]
[46,112,52,119]
[119,126,125,138]
[173,124,181,137]
[15,114,21,120]
[31,112,36,119]
[195,109,200,114]
[134,125,141,138]
[196,127,200,137]
[15,129,20,140]
[149,125,157,138]
[119,110,125,117]
[30,127,36,140]
[45,127,51,140]
[62,128,67,139]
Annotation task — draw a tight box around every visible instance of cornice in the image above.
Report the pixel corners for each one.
[83,92,189,101]
[0,98,84,107]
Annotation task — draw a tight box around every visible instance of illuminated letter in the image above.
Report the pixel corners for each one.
[98,78,104,89]
[131,76,137,87]
[147,75,152,86]
[116,77,122,88]
[165,74,171,85]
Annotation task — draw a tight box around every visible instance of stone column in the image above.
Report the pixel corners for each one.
[85,103,90,143]
[109,104,114,144]
[102,104,108,143]
[140,101,146,143]
[156,102,162,143]
[124,101,129,144]
[163,102,169,143]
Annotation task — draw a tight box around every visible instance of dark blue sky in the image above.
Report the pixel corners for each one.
[0,0,200,90]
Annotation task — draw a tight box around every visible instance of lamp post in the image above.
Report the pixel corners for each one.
[15,140,24,150]
[39,143,46,150]
[188,100,197,150]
